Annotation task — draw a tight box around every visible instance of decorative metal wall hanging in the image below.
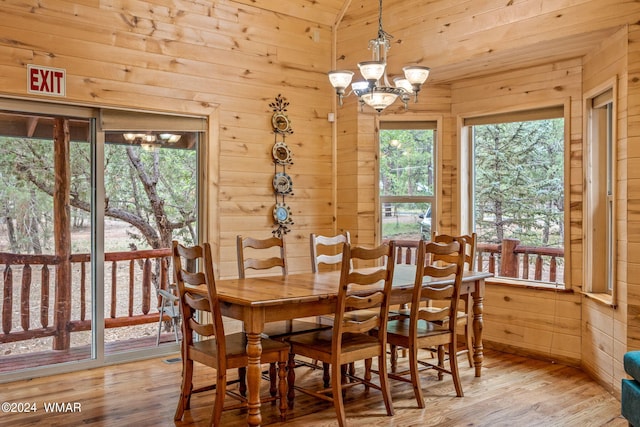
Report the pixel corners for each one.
[269,94,294,237]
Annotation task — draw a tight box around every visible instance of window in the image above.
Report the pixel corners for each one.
[465,107,565,285]
[379,121,436,241]
[585,88,615,299]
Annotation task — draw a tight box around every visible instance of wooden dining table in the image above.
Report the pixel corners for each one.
[207,265,492,427]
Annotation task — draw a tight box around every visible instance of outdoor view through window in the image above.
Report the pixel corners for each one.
[472,118,565,285]
[379,123,435,242]
[0,107,200,375]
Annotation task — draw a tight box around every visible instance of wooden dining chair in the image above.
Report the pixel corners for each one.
[172,241,290,425]
[386,239,421,367]
[287,241,396,427]
[236,234,329,338]
[384,238,466,408]
[236,235,330,391]
[310,231,351,327]
[309,231,352,376]
[432,232,477,367]
[392,239,420,265]
[310,231,351,273]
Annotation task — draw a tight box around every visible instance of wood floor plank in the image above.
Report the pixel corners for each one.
[0,349,626,426]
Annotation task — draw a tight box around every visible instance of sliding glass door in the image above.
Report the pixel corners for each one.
[0,105,96,374]
[0,99,205,379]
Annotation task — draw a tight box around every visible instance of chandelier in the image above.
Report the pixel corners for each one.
[328,0,430,113]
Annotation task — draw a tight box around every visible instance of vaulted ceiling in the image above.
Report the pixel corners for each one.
[232,0,638,84]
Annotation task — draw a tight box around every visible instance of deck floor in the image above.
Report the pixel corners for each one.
[0,333,178,373]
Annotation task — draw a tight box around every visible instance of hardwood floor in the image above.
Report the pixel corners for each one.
[1,349,626,427]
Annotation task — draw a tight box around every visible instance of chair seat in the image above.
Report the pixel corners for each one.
[190,332,290,368]
[386,317,451,343]
[390,307,467,323]
[288,329,382,363]
[319,309,380,324]
[262,320,331,340]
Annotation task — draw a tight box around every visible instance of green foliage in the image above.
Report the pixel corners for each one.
[0,137,54,253]
[0,134,197,254]
[473,119,564,247]
[379,129,434,197]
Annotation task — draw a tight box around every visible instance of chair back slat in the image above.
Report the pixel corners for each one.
[237,235,287,278]
[310,232,351,273]
[410,239,465,335]
[333,241,396,348]
[432,232,477,271]
[189,318,214,337]
[417,305,451,323]
[347,269,389,286]
[342,315,380,334]
[345,292,385,310]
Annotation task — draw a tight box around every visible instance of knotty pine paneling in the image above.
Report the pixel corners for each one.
[1,0,639,397]
[450,58,583,365]
[582,25,630,394]
[337,0,639,84]
[230,0,345,27]
[0,0,336,280]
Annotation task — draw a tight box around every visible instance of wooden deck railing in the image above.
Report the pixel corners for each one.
[1,248,172,347]
[476,238,564,284]
[1,238,564,349]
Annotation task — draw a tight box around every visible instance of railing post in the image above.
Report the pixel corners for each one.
[41,265,50,327]
[550,256,557,282]
[500,238,520,278]
[20,265,31,331]
[535,255,543,281]
[3,265,12,334]
[53,118,71,350]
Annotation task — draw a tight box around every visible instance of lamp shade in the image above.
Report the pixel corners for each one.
[393,77,413,93]
[328,70,354,91]
[361,89,398,113]
[403,66,430,85]
[358,61,386,82]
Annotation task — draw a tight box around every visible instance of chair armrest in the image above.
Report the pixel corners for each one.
[624,351,640,381]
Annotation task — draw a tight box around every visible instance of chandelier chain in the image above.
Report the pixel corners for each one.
[377,0,393,42]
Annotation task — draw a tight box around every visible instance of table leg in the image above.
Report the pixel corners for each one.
[278,360,287,420]
[472,284,484,377]
[246,332,263,426]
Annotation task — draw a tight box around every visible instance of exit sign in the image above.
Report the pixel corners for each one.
[27,65,66,97]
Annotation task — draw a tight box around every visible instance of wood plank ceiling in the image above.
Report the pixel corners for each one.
[233,0,637,84]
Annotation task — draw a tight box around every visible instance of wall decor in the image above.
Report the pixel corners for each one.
[269,94,294,237]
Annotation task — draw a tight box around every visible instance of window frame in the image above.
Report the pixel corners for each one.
[584,80,617,306]
[0,96,209,381]
[377,118,440,242]
[460,103,571,289]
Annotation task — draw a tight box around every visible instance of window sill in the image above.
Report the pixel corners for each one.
[486,277,571,292]
[582,292,616,308]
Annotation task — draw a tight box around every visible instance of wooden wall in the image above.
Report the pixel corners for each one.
[2,0,640,397]
[627,24,640,351]
[333,0,640,397]
[449,58,584,365]
[581,26,629,395]
[0,0,336,278]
